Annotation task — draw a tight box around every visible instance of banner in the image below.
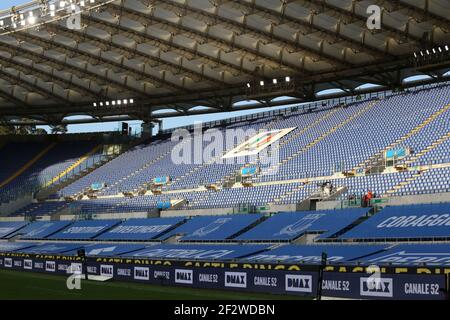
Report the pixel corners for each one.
[0,254,447,299]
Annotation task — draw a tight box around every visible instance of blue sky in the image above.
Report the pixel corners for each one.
[1,0,25,9]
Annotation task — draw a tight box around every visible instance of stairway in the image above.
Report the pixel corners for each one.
[42,144,103,188]
[352,103,450,173]
[257,100,379,179]
[35,154,116,201]
[216,107,340,187]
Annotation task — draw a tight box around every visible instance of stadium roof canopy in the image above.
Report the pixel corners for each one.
[0,0,449,126]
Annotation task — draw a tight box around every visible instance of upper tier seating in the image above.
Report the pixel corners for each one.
[0,141,99,203]
[9,201,69,217]
[0,221,28,238]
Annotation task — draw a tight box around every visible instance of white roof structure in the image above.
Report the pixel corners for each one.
[0,0,449,125]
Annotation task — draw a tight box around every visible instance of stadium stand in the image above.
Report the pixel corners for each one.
[0,221,28,238]
[1,84,448,218]
[236,209,369,241]
[47,219,121,240]
[9,201,70,217]
[8,221,72,239]
[243,244,388,264]
[96,217,186,241]
[358,244,450,266]
[82,243,148,257]
[339,203,450,241]
[0,141,101,203]
[0,242,37,252]
[120,244,269,260]
[158,214,264,241]
[14,243,85,255]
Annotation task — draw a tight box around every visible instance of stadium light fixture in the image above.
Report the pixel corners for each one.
[272,78,278,84]
[93,102,97,107]
[259,81,264,86]
[246,83,251,88]
[129,98,134,104]
[27,12,36,25]
[446,45,449,51]
[0,0,111,35]
[285,76,290,82]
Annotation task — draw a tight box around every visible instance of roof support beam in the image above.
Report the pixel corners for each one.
[305,0,425,43]
[107,2,310,75]
[45,22,227,87]
[394,0,450,26]
[0,67,71,105]
[0,54,108,100]
[82,14,255,78]
[0,87,30,107]
[12,30,189,92]
[0,40,156,98]
[155,0,353,66]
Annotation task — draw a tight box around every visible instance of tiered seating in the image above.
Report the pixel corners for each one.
[159,214,264,241]
[57,139,177,197]
[0,242,36,252]
[14,243,85,255]
[121,244,269,260]
[96,217,185,241]
[0,221,28,238]
[83,243,147,256]
[47,219,121,240]
[393,167,450,196]
[358,244,450,266]
[243,244,388,264]
[340,203,450,241]
[9,201,69,217]
[256,86,450,183]
[236,209,369,241]
[9,221,72,239]
[0,141,99,203]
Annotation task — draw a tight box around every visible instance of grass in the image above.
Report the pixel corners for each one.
[0,269,310,300]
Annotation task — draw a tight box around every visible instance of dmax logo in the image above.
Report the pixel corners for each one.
[285,275,313,293]
[175,269,193,284]
[360,277,393,297]
[100,265,114,277]
[225,272,247,288]
[45,261,56,272]
[23,260,33,270]
[134,267,150,281]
